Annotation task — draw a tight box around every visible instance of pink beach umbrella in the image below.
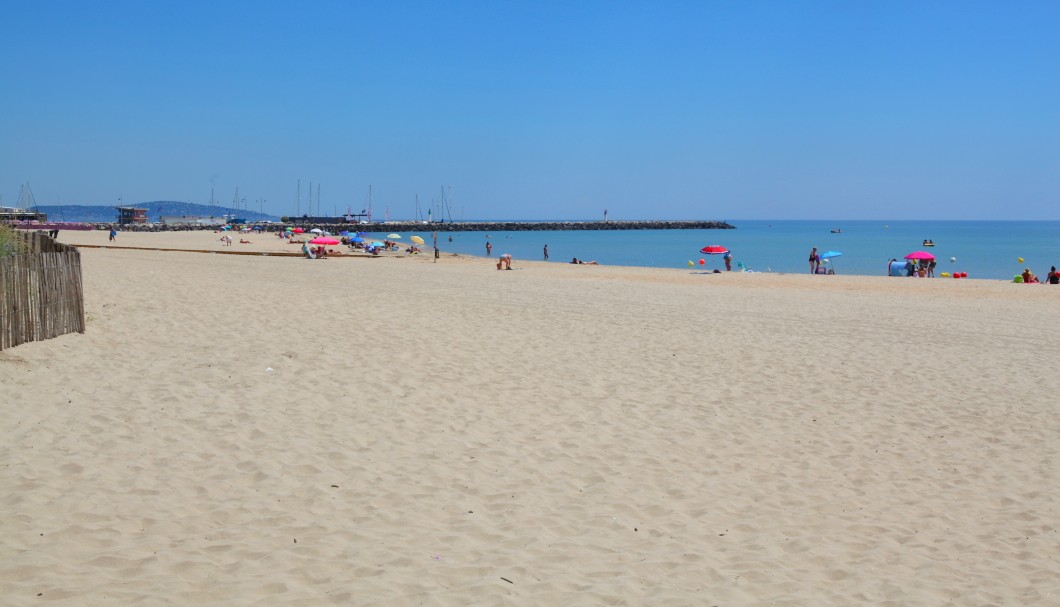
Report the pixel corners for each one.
[904,251,936,261]
[309,237,340,245]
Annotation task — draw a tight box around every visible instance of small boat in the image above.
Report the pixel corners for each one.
[923,239,935,247]
[830,228,842,233]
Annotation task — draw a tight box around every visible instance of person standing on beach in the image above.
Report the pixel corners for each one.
[543,244,549,260]
[486,241,492,257]
[724,251,733,271]
[109,228,117,242]
[809,247,817,274]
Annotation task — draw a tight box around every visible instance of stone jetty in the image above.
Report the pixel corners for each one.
[365,220,735,232]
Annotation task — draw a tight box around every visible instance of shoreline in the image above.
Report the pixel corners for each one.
[51,229,1047,286]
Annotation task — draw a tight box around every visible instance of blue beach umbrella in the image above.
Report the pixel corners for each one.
[350,236,364,243]
[819,250,842,273]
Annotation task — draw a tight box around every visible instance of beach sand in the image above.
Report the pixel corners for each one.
[3,230,1058,605]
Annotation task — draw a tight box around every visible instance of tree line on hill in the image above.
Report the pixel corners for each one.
[33,201,280,223]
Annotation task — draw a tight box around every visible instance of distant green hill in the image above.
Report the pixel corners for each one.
[34,201,280,223]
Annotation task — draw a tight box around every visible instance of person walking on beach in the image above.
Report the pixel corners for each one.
[724,251,733,271]
[485,241,492,257]
[543,244,549,260]
[809,247,818,274]
[109,228,117,242]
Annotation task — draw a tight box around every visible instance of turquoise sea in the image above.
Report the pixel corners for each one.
[368,220,1060,281]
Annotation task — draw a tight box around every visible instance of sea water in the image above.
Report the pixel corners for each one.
[367,220,1060,281]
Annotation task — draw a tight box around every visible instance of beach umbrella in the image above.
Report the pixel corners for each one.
[285,226,293,231]
[371,241,385,248]
[698,245,729,270]
[410,235,425,245]
[387,233,401,239]
[310,228,324,234]
[292,227,305,234]
[309,237,340,245]
[819,250,842,273]
[340,231,350,236]
[700,245,729,255]
[904,251,936,261]
[350,236,364,243]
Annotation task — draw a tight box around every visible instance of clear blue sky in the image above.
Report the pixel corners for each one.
[2,0,1058,220]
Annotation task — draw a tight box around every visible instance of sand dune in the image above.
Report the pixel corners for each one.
[2,231,1058,605]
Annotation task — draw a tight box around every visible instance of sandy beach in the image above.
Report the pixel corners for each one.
[2,230,1058,606]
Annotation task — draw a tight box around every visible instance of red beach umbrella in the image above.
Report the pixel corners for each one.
[292,227,305,234]
[309,237,340,245]
[700,245,729,255]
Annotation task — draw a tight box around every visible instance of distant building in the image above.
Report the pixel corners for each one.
[0,206,47,222]
[293,214,368,225]
[116,206,148,225]
[160,215,227,227]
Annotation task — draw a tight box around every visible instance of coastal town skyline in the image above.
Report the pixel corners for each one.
[2,1,1058,220]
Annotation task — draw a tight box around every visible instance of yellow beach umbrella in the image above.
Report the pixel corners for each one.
[410,235,425,245]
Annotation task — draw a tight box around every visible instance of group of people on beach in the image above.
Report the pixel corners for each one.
[1021,266,1060,284]
[887,258,936,277]
[301,243,333,259]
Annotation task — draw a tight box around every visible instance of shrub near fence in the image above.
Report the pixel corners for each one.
[0,229,85,350]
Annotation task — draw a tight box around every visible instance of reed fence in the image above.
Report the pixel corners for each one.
[0,230,85,350]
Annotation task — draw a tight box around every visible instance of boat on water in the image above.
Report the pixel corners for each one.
[923,239,936,247]
[830,228,842,233]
